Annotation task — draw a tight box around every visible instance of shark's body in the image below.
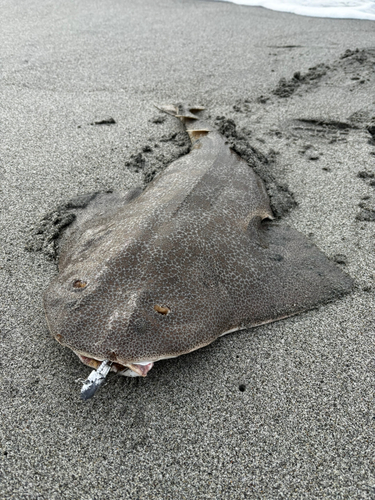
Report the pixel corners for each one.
[44,105,353,383]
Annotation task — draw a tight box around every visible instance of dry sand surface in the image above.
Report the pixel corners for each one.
[1,0,375,498]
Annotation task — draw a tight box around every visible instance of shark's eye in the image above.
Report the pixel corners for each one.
[154,305,170,315]
[73,280,87,289]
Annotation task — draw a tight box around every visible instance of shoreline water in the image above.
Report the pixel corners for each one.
[1,0,374,498]
[214,0,375,20]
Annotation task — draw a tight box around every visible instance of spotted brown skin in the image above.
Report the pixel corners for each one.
[44,105,353,374]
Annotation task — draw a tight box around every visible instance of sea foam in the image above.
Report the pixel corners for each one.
[216,0,375,20]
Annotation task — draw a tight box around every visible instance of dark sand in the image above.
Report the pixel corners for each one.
[1,0,374,498]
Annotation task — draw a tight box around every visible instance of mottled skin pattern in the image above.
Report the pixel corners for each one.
[44,105,353,375]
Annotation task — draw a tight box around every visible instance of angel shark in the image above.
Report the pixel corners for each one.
[43,105,353,399]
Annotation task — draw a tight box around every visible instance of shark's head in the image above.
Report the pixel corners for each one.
[43,233,234,376]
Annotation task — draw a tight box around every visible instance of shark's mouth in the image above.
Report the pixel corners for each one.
[77,354,154,377]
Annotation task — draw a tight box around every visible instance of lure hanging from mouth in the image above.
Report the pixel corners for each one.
[80,360,112,401]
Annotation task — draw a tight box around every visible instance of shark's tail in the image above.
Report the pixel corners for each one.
[155,104,212,144]
[155,104,205,122]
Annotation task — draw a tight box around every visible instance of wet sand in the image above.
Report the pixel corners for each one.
[0,0,374,498]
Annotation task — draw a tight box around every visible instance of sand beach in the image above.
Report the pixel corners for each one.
[0,0,374,498]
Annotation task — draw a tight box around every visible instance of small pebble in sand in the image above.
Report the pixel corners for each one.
[333,254,347,265]
[91,117,116,126]
[307,151,320,160]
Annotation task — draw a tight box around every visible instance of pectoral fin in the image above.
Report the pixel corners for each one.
[243,223,353,328]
